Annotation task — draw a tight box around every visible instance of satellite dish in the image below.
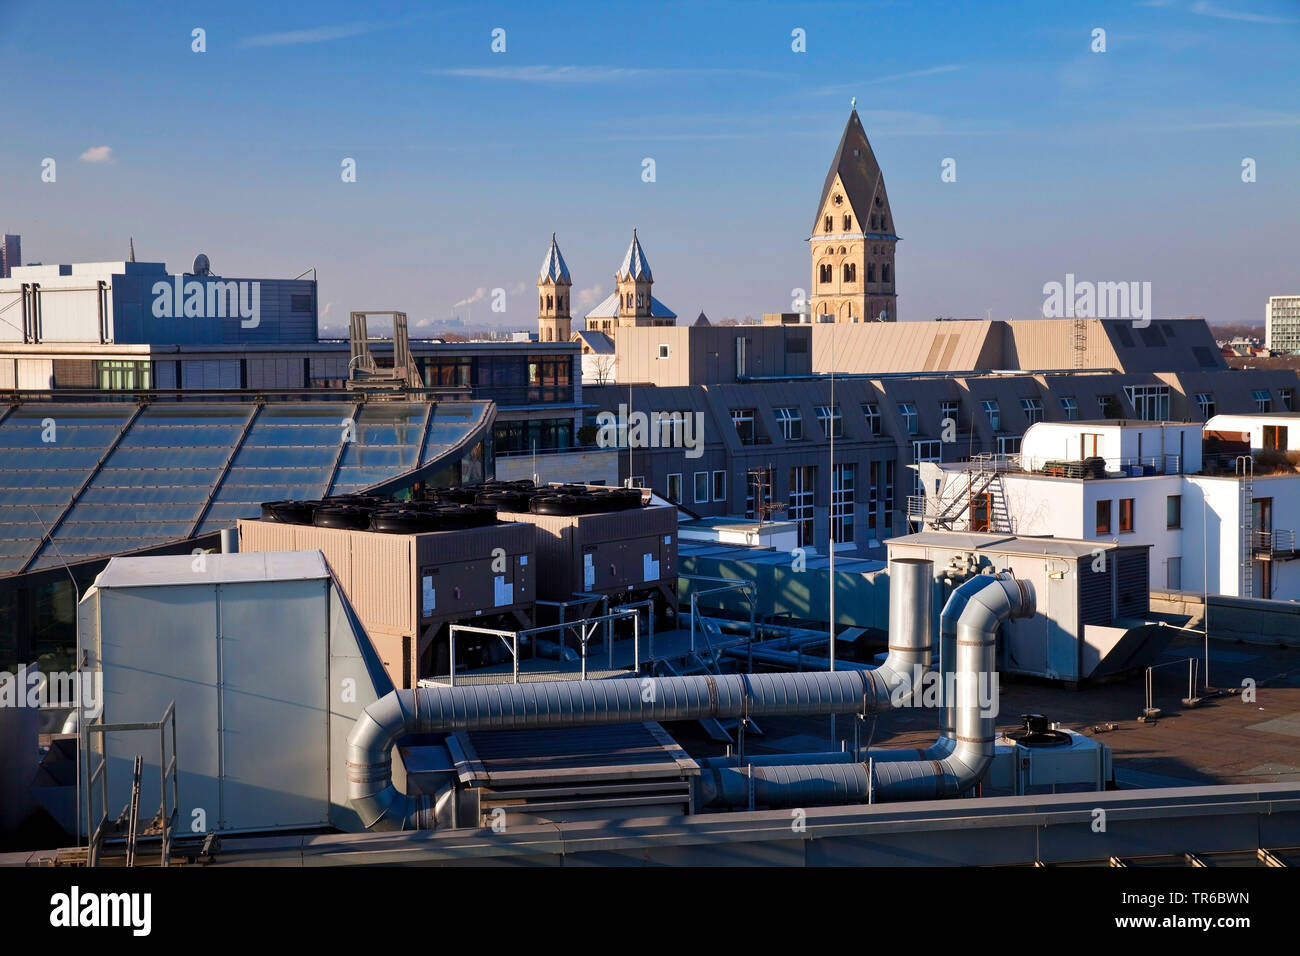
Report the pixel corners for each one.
[193,253,211,276]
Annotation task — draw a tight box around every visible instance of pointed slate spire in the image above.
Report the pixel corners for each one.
[617,228,652,281]
[812,108,893,236]
[539,233,571,284]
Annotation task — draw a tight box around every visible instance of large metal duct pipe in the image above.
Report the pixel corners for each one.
[869,572,1003,765]
[349,670,880,830]
[870,573,1034,801]
[347,558,942,830]
[698,572,1034,809]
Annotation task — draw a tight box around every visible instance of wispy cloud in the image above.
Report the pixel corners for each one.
[1141,106,1300,131]
[575,285,604,308]
[1140,0,1296,24]
[1189,1,1295,23]
[241,21,390,48]
[427,65,787,83]
[79,145,113,163]
[815,64,961,96]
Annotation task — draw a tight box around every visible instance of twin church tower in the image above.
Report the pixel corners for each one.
[537,107,897,342]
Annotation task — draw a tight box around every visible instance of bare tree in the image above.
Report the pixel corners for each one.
[590,352,617,385]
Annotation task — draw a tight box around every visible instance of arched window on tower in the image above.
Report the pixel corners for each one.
[843,263,856,283]
[546,295,553,310]
[819,263,833,284]
[842,214,851,230]
[882,264,891,284]
[824,215,833,232]
[539,295,544,311]
[867,263,876,283]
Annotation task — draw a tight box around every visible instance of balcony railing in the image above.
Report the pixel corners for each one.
[1252,529,1297,556]
[1021,454,1182,477]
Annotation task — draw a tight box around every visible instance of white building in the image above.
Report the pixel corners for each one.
[913,419,1300,601]
[1204,412,1300,455]
[1266,295,1300,354]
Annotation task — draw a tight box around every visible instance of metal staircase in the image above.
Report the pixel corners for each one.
[914,454,1015,533]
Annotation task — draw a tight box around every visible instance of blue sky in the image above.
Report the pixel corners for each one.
[1,0,1296,333]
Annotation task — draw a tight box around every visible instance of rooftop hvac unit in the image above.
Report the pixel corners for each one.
[497,499,678,611]
[238,517,536,687]
[78,551,396,836]
[985,714,1113,794]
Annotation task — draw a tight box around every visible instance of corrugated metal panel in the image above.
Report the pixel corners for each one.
[239,517,538,685]
[498,505,676,601]
[346,532,413,634]
[1116,549,1149,618]
[1078,560,1113,627]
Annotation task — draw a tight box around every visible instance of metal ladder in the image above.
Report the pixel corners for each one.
[1236,455,1254,597]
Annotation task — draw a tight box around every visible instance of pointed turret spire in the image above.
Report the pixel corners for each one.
[617,228,652,281]
[539,232,571,283]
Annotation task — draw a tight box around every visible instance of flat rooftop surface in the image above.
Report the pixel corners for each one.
[667,631,1300,790]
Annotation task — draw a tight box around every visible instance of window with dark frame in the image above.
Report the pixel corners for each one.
[1096,499,1112,535]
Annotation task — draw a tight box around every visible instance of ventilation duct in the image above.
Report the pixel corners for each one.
[698,573,1034,808]
[347,560,1033,828]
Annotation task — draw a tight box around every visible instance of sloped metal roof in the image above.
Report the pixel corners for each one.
[538,233,571,284]
[617,230,652,281]
[585,292,677,320]
[0,397,492,577]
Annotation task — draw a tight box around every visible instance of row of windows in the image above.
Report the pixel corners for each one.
[1095,494,1182,536]
[822,213,890,233]
[817,263,891,285]
[666,470,727,506]
[736,387,1289,445]
[743,462,895,547]
[493,418,574,455]
[539,294,567,312]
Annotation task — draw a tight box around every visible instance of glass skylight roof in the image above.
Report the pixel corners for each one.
[0,398,491,576]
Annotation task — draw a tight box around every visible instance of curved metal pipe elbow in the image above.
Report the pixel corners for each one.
[871,572,1035,801]
[346,689,433,831]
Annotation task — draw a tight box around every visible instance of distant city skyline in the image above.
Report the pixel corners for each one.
[1,0,1296,334]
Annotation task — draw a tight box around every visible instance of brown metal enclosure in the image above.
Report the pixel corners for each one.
[237,519,535,686]
[496,504,678,609]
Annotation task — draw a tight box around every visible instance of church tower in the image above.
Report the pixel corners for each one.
[809,107,899,323]
[615,229,655,324]
[537,233,572,342]
[583,229,676,333]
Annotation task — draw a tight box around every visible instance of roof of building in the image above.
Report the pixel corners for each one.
[617,230,652,281]
[538,234,571,284]
[573,330,615,354]
[0,396,493,578]
[693,311,711,327]
[889,530,1132,559]
[813,109,895,236]
[585,292,677,320]
[95,550,330,589]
